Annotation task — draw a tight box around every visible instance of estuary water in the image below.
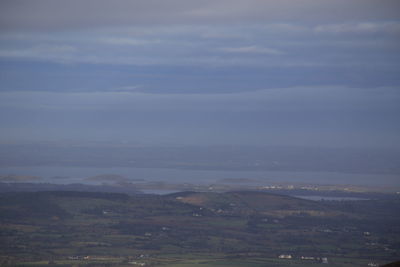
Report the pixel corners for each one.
[293,195,370,201]
[0,165,399,186]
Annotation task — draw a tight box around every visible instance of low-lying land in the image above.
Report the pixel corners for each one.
[0,190,399,266]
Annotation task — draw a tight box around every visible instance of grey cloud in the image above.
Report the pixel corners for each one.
[0,43,301,67]
[99,37,161,46]
[220,46,284,55]
[0,44,78,63]
[1,0,400,31]
[1,19,398,70]
[314,22,400,34]
[1,86,398,112]
[0,1,399,149]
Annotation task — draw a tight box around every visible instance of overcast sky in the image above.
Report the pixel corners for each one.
[0,0,399,147]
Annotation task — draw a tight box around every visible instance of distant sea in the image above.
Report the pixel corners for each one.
[0,166,399,186]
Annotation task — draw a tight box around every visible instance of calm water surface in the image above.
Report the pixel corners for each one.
[0,166,399,186]
[293,195,370,201]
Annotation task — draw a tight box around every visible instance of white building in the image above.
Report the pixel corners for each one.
[278,254,292,259]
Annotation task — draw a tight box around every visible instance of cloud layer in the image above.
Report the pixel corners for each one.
[1,0,400,31]
[0,1,399,148]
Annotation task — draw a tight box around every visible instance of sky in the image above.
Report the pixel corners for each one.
[0,0,399,147]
